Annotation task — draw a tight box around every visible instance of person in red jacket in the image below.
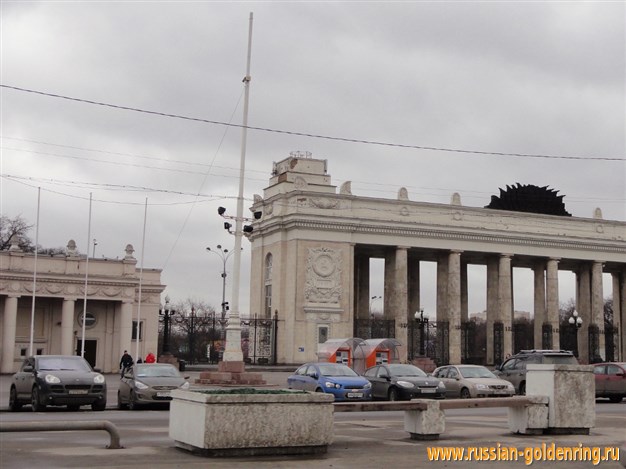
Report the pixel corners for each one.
[145,352,156,363]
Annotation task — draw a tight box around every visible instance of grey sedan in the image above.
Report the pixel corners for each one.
[117,363,189,410]
[364,363,446,400]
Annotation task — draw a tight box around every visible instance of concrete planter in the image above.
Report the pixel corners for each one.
[169,389,335,457]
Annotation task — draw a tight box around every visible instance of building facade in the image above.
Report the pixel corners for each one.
[0,239,165,373]
[248,155,626,366]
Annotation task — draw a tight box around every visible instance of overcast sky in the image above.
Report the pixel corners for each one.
[1,1,624,319]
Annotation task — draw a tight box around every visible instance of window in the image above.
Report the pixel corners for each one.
[264,254,273,317]
[77,312,96,328]
[20,348,27,357]
[317,325,329,344]
[132,320,143,341]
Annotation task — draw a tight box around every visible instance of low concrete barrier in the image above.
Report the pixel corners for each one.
[0,420,122,449]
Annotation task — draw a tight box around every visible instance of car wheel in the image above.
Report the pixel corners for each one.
[31,387,46,412]
[388,388,399,402]
[519,382,526,396]
[67,404,80,411]
[9,387,22,412]
[129,393,139,410]
[460,387,471,399]
[609,396,623,403]
[92,399,106,411]
[117,391,128,410]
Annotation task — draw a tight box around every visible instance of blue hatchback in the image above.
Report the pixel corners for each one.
[287,362,372,401]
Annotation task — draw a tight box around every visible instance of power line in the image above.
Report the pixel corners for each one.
[2,84,623,162]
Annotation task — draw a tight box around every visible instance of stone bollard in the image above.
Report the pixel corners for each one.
[525,364,595,435]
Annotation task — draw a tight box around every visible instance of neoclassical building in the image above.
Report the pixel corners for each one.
[248,155,626,366]
[0,239,164,373]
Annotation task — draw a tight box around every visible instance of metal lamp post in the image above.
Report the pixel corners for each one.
[415,309,429,356]
[568,309,583,358]
[206,245,237,322]
[159,296,176,355]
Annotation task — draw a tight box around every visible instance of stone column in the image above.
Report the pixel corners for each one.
[61,298,76,356]
[408,255,421,317]
[1,295,19,373]
[577,265,592,364]
[486,257,499,366]
[119,300,133,357]
[618,269,626,361]
[384,250,394,321]
[448,250,462,364]
[611,272,622,361]
[355,254,370,320]
[394,247,409,363]
[533,261,546,349]
[461,261,468,323]
[546,258,560,350]
[436,254,449,322]
[591,261,605,361]
[499,254,513,359]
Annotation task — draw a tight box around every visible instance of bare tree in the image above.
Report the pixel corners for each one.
[0,215,34,251]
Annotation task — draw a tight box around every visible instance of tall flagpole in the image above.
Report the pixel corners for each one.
[28,187,41,356]
[135,198,148,362]
[80,193,93,358]
[223,11,253,363]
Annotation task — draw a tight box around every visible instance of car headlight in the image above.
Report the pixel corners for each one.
[134,381,149,390]
[397,380,415,389]
[437,381,446,389]
[475,384,489,390]
[44,374,61,384]
[507,384,515,390]
[180,381,190,390]
[363,382,372,389]
[324,381,340,389]
[93,374,105,384]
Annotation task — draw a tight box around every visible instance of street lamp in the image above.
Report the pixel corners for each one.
[369,295,382,318]
[415,309,429,356]
[159,296,176,355]
[568,310,583,357]
[206,245,239,322]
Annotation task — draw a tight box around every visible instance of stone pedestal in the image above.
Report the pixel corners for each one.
[526,364,595,434]
[169,389,333,456]
[403,400,445,440]
[195,360,266,386]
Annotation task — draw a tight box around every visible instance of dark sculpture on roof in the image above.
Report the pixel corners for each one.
[485,183,571,216]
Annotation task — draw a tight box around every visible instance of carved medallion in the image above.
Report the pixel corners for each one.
[305,248,342,304]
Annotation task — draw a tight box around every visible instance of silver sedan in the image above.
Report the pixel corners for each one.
[432,364,515,398]
[117,363,189,410]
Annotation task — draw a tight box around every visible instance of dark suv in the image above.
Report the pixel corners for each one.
[494,349,578,395]
[9,355,107,412]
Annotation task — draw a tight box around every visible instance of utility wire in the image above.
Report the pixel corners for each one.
[2,84,623,162]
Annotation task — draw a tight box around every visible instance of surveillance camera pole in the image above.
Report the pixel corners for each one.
[223,12,253,364]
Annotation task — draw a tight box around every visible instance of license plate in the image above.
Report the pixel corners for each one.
[347,392,363,398]
[156,391,171,398]
[421,389,436,393]
[68,389,88,395]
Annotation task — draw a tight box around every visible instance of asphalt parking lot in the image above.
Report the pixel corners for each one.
[1,368,625,468]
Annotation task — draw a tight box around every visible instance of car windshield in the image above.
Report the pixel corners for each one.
[135,365,180,378]
[458,366,496,379]
[317,364,358,377]
[388,364,426,377]
[37,357,92,372]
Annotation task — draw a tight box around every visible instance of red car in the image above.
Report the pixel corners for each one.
[593,362,626,403]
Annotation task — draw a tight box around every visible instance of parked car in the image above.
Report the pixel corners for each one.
[9,355,107,412]
[493,349,578,394]
[363,363,446,401]
[432,364,515,398]
[287,362,372,401]
[117,363,190,410]
[593,362,626,403]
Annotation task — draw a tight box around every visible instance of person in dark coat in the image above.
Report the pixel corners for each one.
[119,350,134,377]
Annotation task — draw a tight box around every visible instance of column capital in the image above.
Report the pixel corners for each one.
[499,253,514,259]
[449,249,463,255]
[548,257,561,262]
